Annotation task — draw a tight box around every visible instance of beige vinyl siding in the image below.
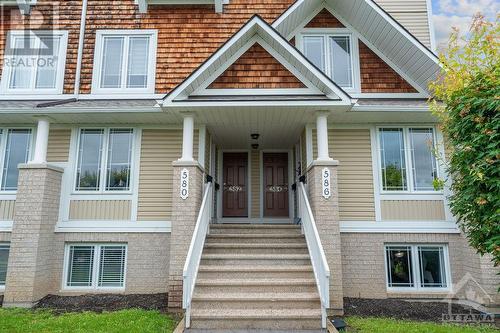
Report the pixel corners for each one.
[300,129,307,175]
[69,200,131,220]
[137,129,183,221]
[313,129,376,220]
[376,0,432,47]
[47,129,71,163]
[0,200,15,220]
[251,151,261,218]
[205,131,211,174]
[381,200,446,221]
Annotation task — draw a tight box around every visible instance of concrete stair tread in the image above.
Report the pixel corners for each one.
[205,243,307,249]
[198,265,313,272]
[211,224,300,229]
[196,278,316,286]
[192,292,319,301]
[207,234,304,238]
[202,254,310,260]
[191,308,322,319]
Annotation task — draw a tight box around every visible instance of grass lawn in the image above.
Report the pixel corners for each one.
[346,316,500,333]
[0,308,178,333]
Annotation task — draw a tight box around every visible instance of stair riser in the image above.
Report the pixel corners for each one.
[191,299,321,310]
[200,258,312,265]
[203,247,308,255]
[206,237,305,244]
[209,228,302,235]
[190,318,322,330]
[194,284,317,293]
[197,270,314,279]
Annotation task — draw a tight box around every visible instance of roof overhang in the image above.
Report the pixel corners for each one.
[273,0,441,96]
[162,15,353,108]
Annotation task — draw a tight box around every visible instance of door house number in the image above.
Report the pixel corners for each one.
[180,168,189,200]
[322,167,331,199]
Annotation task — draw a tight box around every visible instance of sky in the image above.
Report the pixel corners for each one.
[431,0,499,50]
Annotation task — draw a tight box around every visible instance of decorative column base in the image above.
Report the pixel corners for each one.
[168,161,204,311]
[3,164,63,307]
[306,160,344,315]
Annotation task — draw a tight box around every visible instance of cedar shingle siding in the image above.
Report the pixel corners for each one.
[208,43,306,89]
[305,8,344,28]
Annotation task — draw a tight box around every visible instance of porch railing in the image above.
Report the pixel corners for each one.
[182,180,213,328]
[297,181,330,328]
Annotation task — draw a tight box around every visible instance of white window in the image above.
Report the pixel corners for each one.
[74,128,135,192]
[0,30,68,94]
[92,30,157,94]
[385,244,450,291]
[0,243,9,288]
[0,128,33,191]
[64,244,127,289]
[377,127,439,193]
[301,31,359,91]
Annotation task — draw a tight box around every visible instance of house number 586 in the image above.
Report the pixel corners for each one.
[322,168,331,199]
[180,168,189,200]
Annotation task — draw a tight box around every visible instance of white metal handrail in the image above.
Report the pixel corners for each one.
[297,181,330,329]
[182,181,213,328]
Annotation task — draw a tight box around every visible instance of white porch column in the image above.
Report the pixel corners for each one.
[316,111,332,161]
[180,113,195,162]
[32,118,50,164]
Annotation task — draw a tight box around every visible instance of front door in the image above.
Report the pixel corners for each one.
[263,153,289,217]
[223,153,248,217]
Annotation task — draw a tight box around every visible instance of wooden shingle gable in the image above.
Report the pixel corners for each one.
[163,15,352,106]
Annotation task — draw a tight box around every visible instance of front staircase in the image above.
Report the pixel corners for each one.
[187,223,324,331]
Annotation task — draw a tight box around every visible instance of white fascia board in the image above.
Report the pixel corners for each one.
[165,100,352,108]
[163,15,352,106]
[352,105,430,112]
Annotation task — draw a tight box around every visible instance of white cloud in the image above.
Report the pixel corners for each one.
[435,0,499,17]
[432,14,472,50]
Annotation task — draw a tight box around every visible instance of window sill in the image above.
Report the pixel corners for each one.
[340,221,459,234]
[61,287,125,293]
[379,193,444,201]
[387,288,451,294]
[55,220,171,233]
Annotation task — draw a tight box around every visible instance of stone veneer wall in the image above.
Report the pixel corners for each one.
[340,233,499,307]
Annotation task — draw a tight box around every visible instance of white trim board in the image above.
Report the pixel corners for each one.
[340,221,460,234]
[54,220,172,233]
[0,221,13,232]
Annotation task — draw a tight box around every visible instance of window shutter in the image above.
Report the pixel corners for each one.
[98,245,126,287]
[0,244,9,285]
[67,246,95,287]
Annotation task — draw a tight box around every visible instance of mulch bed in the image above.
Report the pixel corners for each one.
[343,297,484,323]
[34,293,168,314]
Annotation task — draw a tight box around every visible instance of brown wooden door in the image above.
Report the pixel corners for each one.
[223,153,248,217]
[263,153,289,217]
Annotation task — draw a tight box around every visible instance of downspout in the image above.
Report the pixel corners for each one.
[74,0,88,97]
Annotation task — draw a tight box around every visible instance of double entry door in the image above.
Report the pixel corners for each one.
[222,152,289,218]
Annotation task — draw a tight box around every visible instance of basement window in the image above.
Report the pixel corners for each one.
[0,30,68,94]
[64,244,127,289]
[92,30,157,94]
[385,244,450,291]
[0,243,9,288]
[301,31,359,91]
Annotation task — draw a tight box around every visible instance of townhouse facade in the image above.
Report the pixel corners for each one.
[0,0,498,330]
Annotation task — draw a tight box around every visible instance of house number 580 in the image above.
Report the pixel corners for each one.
[322,168,331,199]
[180,168,189,200]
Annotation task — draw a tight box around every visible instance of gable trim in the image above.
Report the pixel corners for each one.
[163,15,352,106]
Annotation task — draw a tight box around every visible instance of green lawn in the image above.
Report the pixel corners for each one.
[0,308,178,333]
[346,316,500,333]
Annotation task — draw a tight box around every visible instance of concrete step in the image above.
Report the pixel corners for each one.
[186,330,326,333]
[195,278,317,293]
[191,292,321,310]
[210,224,301,235]
[190,308,322,330]
[200,253,312,265]
[197,265,314,279]
[205,233,306,244]
[203,243,309,255]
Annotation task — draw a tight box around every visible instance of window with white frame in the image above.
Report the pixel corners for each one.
[0,243,9,287]
[302,31,358,90]
[0,128,33,191]
[0,31,68,94]
[385,244,450,290]
[378,127,439,192]
[75,128,134,192]
[65,244,127,289]
[92,30,157,94]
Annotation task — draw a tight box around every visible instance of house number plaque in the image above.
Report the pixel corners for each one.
[322,167,331,199]
[180,168,189,200]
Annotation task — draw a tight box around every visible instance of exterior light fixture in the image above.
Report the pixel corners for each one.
[251,133,260,140]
